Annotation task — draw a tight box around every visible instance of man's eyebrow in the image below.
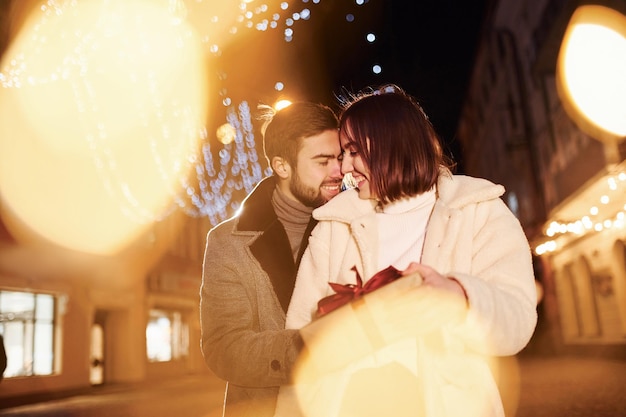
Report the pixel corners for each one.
[311,153,339,159]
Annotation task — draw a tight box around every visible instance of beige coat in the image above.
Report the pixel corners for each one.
[200,177,310,417]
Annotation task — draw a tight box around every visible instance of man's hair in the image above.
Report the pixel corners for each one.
[339,84,453,204]
[260,102,338,170]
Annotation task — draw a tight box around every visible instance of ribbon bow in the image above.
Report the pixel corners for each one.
[316,265,402,318]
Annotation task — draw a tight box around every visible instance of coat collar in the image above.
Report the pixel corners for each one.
[236,176,279,232]
[312,189,378,223]
[313,169,506,223]
[233,176,316,312]
[436,170,505,209]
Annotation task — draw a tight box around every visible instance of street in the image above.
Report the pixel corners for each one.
[516,353,626,417]
[1,352,626,417]
[0,373,226,417]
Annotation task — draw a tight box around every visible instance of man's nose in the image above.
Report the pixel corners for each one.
[330,158,342,177]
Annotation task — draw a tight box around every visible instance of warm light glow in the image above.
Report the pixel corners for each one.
[556,5,626,140]
[274,99,292,111]
[535,240,557,255]
[216,123,237,144]
[290,274,498,417]
[0,0,208,255]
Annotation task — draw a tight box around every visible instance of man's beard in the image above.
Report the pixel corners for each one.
[289,170,326,208]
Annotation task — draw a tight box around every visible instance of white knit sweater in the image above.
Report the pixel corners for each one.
[376,188,435,271]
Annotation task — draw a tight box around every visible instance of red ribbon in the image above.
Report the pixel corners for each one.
[316,265,402,318]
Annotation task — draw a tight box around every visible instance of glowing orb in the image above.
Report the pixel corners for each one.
[0,0,208,255]
[216,123,236,145]
[557,5,626,141]
[273,99,292,111]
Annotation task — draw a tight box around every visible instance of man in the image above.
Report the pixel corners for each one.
[200,102,343,417]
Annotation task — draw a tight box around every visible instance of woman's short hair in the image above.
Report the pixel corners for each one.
[339,84,453,203]
[260,102,338,169]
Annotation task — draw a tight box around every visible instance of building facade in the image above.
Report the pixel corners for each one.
[0,208,213,402]
[456,0,626,351]
[0,0,245,403]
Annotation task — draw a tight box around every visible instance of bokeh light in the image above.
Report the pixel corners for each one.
[289,274,503,417]
[0,0,208,255]
[274,99,293,110]
[557,5,626,140]
[216,123,237,145]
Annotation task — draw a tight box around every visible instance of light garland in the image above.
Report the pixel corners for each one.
[181,101,271,225]
[188,0,319,58]
[535,169,626,255]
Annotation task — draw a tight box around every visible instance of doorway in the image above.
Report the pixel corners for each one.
[90,310,107,385]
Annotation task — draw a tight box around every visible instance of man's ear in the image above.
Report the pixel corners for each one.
[271,156,291,179]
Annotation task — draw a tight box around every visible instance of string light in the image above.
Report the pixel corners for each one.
[180,101,271,225]
[535,168,626,255]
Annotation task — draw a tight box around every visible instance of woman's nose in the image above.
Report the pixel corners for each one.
[340,157,352,174]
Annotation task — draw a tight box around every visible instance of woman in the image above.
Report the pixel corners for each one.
[275,85,537,417]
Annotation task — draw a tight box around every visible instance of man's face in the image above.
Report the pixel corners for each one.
[289,129,342,208]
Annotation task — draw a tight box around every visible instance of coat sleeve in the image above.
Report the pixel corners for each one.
[450,198,538,356]
[199,228,302,387]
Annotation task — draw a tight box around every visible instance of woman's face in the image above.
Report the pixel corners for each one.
[339,131,375,200]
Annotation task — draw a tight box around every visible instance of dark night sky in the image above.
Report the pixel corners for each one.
[298,0,489,167]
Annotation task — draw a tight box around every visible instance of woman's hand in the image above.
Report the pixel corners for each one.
[356,263,469,342]
[402,262,468,303]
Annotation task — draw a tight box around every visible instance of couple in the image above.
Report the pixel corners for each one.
[199,85,537,417]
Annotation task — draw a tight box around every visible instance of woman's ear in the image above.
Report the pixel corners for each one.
[271,156,291,179]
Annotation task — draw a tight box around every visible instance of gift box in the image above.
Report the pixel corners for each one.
[286,268,494,417]
[297,267,424,377]
[315,265,406,318]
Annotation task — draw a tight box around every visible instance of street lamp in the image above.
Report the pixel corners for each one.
[556,4,626,143]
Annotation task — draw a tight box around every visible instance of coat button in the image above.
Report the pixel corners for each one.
[271,360,281,371]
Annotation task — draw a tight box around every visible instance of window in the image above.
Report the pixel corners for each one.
[507,192,520,219]
[146,309,189,362]
[0,290,56,378]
